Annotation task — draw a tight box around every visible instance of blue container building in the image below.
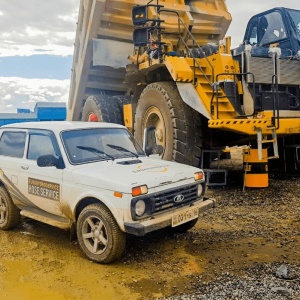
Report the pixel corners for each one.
[0,102,66,126]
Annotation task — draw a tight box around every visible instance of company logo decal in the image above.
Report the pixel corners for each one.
[28,178,60,201]
[173,194,185,203]
[133,164,169,173]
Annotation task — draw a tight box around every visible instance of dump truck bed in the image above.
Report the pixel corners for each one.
[67,0,231,121]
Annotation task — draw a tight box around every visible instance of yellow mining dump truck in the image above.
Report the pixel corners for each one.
[68,0,300,173]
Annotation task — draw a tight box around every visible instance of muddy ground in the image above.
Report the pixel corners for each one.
[0,149,299,299]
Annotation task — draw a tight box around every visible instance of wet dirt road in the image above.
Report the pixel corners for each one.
[1,151,300,299]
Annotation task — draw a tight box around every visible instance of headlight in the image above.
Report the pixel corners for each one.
[135,200,146,217]
[197,184,203,197]
[194,171,204,181]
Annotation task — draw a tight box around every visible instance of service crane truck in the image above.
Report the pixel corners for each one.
[68,0,300,174]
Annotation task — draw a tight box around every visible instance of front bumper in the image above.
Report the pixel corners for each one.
[124,197,216,236]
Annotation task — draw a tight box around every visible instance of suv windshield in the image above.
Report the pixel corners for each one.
[61,128,144,164]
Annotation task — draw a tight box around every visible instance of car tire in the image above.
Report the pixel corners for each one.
[77,203,126,263]
[0,186,21,230]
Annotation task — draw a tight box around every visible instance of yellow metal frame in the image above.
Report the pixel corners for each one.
[123,104,133,132]
[164,56,193,82]
[163,52,300,137]
[209,117,300,136]
[164,51,239,120]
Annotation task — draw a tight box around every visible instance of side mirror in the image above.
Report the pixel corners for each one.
[37,155,59,168]
[145,145,164,156]
[143,126,156,152]
[143,126,164,157]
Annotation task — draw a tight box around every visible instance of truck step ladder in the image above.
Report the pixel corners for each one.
[256,127,279,160]
[200,149,227,186]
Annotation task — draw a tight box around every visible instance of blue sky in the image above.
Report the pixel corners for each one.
[0,55,72,79]
[0,0,299,113]
[0,0,79,112]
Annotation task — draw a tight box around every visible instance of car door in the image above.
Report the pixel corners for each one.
[20,129,65,216]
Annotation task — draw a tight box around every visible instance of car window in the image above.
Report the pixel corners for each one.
[259,12,287,45]
[0,131,26,158]
[288,9,300,36]
[27,134,57,160]
[62,128,144,164]
[245,17,259,45]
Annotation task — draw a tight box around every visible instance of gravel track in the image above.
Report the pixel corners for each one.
[159,150,300,300]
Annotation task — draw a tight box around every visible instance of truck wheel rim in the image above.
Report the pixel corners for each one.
[142,106,165,147]
[82,216,108,254]
[88,113,98,122]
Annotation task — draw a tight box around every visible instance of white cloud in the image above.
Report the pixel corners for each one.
[0,0,300,114]
[1,1,299,55]
[0,1,78,112]
[0,77,69,112]
[0,0,79,57]
[3,94,11,100]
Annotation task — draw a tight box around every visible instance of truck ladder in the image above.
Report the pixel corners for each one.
[177,23,236,119]
[256,127,279,160]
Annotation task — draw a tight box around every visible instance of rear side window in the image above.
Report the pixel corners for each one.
[0,131,26,158]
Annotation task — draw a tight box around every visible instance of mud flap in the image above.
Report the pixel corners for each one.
[70,222,77,242]
[176,82,211,119]
[242,78,254,115]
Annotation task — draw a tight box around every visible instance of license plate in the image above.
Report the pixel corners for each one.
[172,207,199,227]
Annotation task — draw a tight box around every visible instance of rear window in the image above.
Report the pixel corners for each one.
[0,131,26,158]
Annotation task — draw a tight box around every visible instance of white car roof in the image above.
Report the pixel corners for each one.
[1,121,126,133]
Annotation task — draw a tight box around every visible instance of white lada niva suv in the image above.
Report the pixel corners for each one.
[0,121,215,263]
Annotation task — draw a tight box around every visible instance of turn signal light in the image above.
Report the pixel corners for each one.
[194,172,204,181]
[132,185,148,197]
[114,191,123,198]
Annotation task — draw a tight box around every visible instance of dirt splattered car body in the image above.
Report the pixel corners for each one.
[0,121,215,263]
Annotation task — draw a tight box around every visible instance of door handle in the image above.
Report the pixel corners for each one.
[21,165,29,170]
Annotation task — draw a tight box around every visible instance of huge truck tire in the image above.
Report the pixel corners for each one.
[134,82,202,167]
[112,95,131,126]
[81,94,123,124]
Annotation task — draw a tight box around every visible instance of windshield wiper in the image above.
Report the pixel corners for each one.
[106,144,138,158]
[76,146,115,160]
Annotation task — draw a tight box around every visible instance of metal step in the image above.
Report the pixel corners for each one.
[256,127,279,160]
[268,155,279,160]
[20,208,70,230]
[260,139,276,144]
[204,169,227,186]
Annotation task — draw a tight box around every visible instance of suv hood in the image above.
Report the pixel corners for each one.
[70,157,201,193]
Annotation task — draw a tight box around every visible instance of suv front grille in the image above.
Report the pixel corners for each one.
[152,184,198,212]
[131,183,201,220]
